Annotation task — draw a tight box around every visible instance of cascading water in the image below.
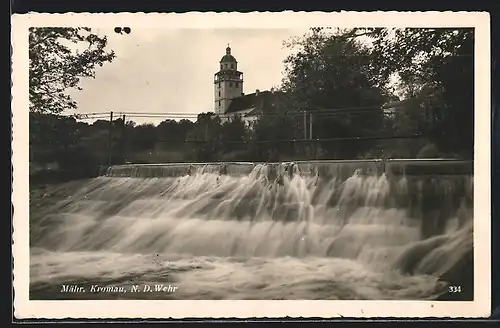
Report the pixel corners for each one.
[30,161,473,300]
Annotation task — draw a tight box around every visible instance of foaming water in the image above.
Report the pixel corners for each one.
[30,162,473,300]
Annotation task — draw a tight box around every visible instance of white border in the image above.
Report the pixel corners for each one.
[12,11,491,319]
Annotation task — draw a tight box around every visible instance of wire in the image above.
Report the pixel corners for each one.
[77,105,389,118]
[65,99,447,122]
[77,116,111,120]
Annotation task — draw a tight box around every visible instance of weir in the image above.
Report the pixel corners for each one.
[102,159,474,240]
[104,159,473,179]
[31,159,474,300]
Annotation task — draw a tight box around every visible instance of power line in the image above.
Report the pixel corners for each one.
[68,100,445,122]
[74,110,394,122]
[79,112,199,117]
[125,114,198,118]
[77,116,111,120]
[75,109,387,120]
[77,105,388,117]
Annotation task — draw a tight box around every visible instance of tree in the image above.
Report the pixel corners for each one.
[280,28,391,158]
[361,28,474,158]
[249,107,301,161]
[29,27,115,113]
[186,113,223,161]
[29,112,111,178]
[220,115,249,154]
[156,119,194,142]
[278,27,474,159]
[130,123,158,151]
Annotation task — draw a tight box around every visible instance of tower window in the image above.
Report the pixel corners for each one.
[218,100,221,106]
[231,63,234,69]
[235,82,239,87]
[220,65,223,70]
[218,91,221,97]
[225,64,228,68]
[229,82,233,87]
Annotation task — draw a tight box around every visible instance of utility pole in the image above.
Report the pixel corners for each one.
[309,113,314,159]
[107,111,114,166]
[309,113,313,139]
[303,110,307,140]
[121,114,126,163]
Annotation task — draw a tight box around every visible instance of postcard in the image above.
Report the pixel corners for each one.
[12,11,491,319]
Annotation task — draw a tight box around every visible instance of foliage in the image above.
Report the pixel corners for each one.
[29,113,104,178]
[182,113,251,161]
[29,27,115,113]
[277,28,391,158]
[363,27,474,157]
[248,107,300,160]
[250,27,474,159]
[128,123,158,151]
[156,119,195,142]
[220,115,249,154]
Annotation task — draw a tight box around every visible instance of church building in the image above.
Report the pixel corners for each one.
[213,45,284,124]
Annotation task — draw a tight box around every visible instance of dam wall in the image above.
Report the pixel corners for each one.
[103,159,473,179]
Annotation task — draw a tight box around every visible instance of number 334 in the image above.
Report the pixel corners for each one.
[449,286,462,293]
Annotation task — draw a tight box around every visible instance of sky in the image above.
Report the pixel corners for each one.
[69,28,309,125]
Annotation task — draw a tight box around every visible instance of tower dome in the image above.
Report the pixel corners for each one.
[220,45,237,63]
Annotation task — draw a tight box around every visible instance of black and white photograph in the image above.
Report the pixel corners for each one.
[12,12,491,318]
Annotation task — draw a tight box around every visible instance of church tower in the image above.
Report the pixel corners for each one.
[214,45,244,114]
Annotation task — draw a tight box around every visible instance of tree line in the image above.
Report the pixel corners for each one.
[28,27,474,180]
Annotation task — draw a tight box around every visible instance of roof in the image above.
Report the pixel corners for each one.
[220,54,237,63]
[226,90,285,115]
[220,46,237,63]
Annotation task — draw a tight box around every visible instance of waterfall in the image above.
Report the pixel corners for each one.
[30,160,473,300]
